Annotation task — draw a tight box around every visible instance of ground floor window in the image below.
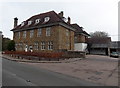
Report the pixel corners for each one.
[48,41,53,50]
[15,43,18,50]
[34,42,39,50]
[41,41,45,50]
[19,43,23,50]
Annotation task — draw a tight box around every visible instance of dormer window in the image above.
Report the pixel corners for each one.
[28,21,32,25]
[21,22,25,26]
[44,17,50,22]
[35,19,40,24]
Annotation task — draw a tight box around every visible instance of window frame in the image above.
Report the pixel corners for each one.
[37,28,42,37]
[35,19,40,24]
[30,30,34,38]
[28,21,32,25]
[48,41,53,50]
[46,27,51,36]
[34,42,39,50]
[23,31,26,38]
[44,17,50,22]
[66,29,69,36]
[41,41,45,50]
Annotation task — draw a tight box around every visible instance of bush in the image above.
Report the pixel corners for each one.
[7,40,15,51]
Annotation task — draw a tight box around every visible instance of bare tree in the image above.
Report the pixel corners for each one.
[90,31,109,37]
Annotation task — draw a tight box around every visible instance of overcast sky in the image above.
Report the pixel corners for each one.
[0,0,119,41]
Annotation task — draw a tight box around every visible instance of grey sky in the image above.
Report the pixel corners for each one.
[0,0,119,41]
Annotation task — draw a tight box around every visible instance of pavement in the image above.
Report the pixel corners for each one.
[1,54,119,86]
[1,54,83,63]
[25,55,118,86]
[2,57,101,86]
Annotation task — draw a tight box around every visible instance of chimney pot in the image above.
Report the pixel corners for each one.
[58,11,64,18]
[14,17,18,28]
[67,16,71,24]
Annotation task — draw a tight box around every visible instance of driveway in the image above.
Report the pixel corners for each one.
[25,55,118,86]
[2,57,100,86]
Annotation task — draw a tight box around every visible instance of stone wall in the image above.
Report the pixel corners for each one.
[13,25,74,52]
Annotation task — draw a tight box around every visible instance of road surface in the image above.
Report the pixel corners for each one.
[86,55,118,62]
[2,57,101,86]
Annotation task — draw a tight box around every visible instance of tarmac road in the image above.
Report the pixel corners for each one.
[86,55,118,62]
[2,57,101,86]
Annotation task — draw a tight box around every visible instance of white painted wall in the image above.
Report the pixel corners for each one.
[74,43,87,51]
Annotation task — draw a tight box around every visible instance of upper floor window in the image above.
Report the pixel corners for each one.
[23,31,26,38]
[48,41,53,50]
[35,19,40,24]
[28,21,32,25]
[41,41,45,50]
[30,30,34,38]
[46,27,51,36]
[66,29,69,36]
[37,28,42,37]
[18,32,20,39]
[44,17,50,22]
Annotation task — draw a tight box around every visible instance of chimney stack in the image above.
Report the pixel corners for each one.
[58,11,64,18]
[67,16,71,24]
[14,17,18,28]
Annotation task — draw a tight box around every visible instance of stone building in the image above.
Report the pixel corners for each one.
[72,24,90,51]
[11,11,76,52]
[11,11,89,52]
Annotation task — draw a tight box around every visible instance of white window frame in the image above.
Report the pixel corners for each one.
[37,28,42,37]
[28,21,32,25]
[46,27,51,36]
[44,17,50,22]
[23,31,26,38]
[30,30,34,38]
[41,41,45,50]
[34,42,39,50]
[35,19,40,24]
[48,41,53,50]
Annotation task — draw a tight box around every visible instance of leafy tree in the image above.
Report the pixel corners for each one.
[7,40,15,51]
[2,37,11,51]
[90,31,109,38]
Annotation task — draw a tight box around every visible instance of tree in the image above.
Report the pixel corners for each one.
[90,31,109,38]
[7,40,15,51]
[2,37,11,51]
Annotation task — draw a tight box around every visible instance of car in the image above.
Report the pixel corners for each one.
[110,52,119,58]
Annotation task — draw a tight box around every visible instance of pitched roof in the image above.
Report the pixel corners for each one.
[71,24,90,36]
[11,11,75,31]
[87,37,111,44]
[72,24,83,32]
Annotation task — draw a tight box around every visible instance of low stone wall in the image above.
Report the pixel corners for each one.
[62,51,85,58]
[3,51,85,61]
